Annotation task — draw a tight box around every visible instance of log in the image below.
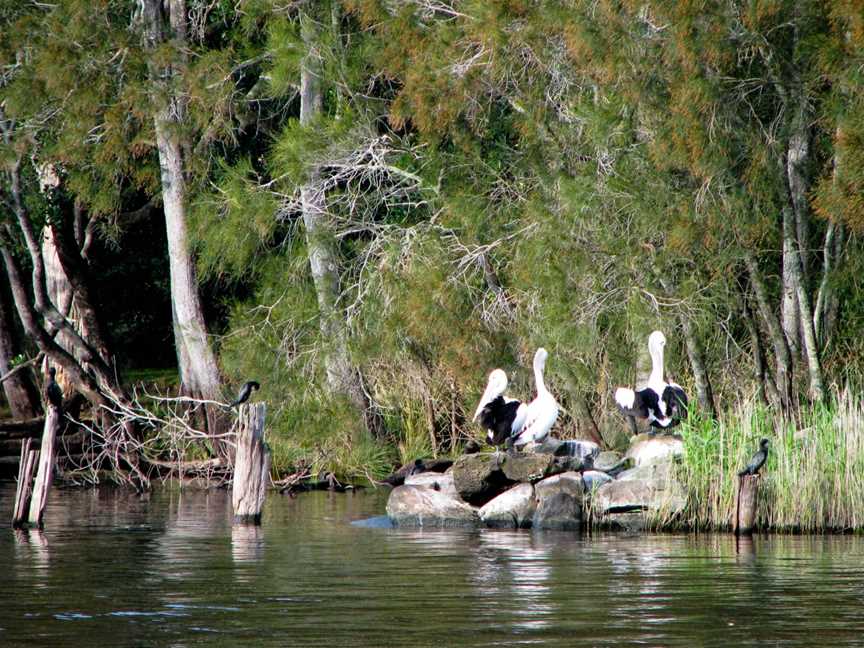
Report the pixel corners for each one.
[27,406,61,528]
[232,403,270,525]
[733,474,760,535]
[12,439,37,527]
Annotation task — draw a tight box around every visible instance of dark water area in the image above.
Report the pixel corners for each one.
[2,485,864,647]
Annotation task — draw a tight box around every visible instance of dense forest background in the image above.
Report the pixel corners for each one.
[1,0,863,481]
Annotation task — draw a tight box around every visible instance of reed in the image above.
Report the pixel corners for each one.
[665,390,864,532]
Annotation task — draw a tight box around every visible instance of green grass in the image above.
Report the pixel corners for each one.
[663,391,864,532]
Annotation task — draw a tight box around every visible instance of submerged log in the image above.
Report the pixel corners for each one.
[27,406,61,528]
[733,474,760,535]
[232,403,270,525]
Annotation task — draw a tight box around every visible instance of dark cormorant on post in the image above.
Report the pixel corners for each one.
[45,367,63,411]
[229,380,260,408]
[738,438,770,476]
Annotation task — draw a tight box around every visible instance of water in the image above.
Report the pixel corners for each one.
[2,485,864,647]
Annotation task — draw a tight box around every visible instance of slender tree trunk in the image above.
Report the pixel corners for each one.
[680,317,716,419]
[739,285,778,407]
[0,277,40,419]
[744,252,793,411]
[299,10,374,443]
[781,232,800,357]
[141,0,229,451]
[784,93,824,403]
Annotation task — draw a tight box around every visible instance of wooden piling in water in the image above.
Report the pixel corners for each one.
[232,403,270,525]
[27,406,61,528]
[733,474,760,535]
[12,439,39,528]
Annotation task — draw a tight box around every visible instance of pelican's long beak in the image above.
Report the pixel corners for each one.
[473,380,500,422]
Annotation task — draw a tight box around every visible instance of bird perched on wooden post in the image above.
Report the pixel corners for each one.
[229,381,260,408]
[738,438,770,476]
[45,366,63,412]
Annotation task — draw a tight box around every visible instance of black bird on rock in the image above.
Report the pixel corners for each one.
[738,438,770,476]
[45,367,63,411]
[229,380,260,408]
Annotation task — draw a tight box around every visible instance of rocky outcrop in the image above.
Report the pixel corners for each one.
[387,485,479,528]
[592,462,685,516]
[625,433,684,467]
[533,472,584,530]
[479,483,536,528]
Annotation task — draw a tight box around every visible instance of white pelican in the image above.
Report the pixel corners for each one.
[473,369,527,449]
[512,348,559,448]
[614,330,688,431]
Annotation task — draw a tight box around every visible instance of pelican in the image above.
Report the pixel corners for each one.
[473,369,527,449]
[614,331,688,431]
[512,348,559,448]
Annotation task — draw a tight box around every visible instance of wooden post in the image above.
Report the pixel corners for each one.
[27,406,61,528]
[733,474,760,535]
[232,403,270,525]
[12,439,39,527]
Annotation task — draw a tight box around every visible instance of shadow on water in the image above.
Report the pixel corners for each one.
[1,484,864,647]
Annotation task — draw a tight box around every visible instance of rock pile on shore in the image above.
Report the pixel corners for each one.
[385,434,686,531]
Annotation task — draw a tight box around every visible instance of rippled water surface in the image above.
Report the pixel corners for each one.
[2,484,864,647]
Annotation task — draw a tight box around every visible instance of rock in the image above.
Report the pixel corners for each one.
[479,483,536,528]
[452,453,514,506]
[500,452,567,483]
[387,485,479,528]
[582,470,614,492]
[594,451,623,472]
[616,461,672,483]
[625,433,684,467]
[599,511,647,532]
[591,468,685,516]
[533,472,584,531]
[531,437,600,461]
[404,472,461,501]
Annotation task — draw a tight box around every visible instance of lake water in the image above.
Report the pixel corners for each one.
[1,484,863,647]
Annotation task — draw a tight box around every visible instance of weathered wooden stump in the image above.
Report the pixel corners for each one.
[12,438,39,528]
[232,403,270,525]
[733,474,760,535]
[27,406,61,528]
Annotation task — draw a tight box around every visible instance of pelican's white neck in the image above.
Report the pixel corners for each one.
[648,342,665,387]
[534,350,548,395]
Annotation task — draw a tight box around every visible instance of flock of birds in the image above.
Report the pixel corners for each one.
[472,330,769,476]
[39,330,770,477]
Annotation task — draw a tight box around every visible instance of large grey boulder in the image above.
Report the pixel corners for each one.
[582,470,614,492]
[591,463,685,516]
[404,472,461,501]
[531,437,601,461]
[500,453,568,483]
[387,485,480,528]
[479,483,536,528]
[625,433,684,466]
[594,451,623,472]
[532,472,584,531]
[451,453,514,506]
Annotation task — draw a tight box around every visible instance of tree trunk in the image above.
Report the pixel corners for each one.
[743,252,793,411]
[0,278,40,419]
[141,0,229,452]
[740,286,778,407]
[680,317,716,419]
[299,9,374,443]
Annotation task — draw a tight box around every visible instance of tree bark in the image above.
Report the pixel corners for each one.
[299,9,374,443]
[743,252,793,411]
[680,317,716,419]
[0,277,40,419]
[141,0,229,451]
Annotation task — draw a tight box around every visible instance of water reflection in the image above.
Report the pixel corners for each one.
[2,486,864,647]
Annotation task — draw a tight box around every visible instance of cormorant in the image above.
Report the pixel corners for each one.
[229,380,260,407]
[738,438,770,476]
[45,367,63,411]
